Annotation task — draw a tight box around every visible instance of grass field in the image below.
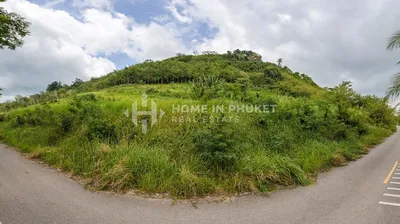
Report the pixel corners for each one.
[0,82,395,198]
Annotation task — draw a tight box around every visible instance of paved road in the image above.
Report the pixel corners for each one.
[2,130,400,224]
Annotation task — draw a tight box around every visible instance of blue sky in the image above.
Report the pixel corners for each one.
[30,0,216,69]
[1,0,400,102]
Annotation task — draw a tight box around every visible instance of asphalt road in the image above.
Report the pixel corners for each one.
[2,130,400,224]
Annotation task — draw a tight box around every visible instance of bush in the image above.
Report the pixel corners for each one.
[193,121,237,171]
[11,115,25,127]
[86,119,117,142]
[80,93,97,102]
[60,115,73,133]
[264,68,282,81]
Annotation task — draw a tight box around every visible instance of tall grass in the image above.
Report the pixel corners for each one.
[0,83,396,198]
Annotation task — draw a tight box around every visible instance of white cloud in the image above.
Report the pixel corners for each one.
[167,0,400,96]
[0,0,187,100]
[72,0,113,10]
[0,0,117,99]
[44,0,65,8]
[79,9,133,55]
[125,22,188,61]
[166,4,192,24]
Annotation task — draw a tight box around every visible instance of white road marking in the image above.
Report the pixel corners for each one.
[379,201,400,207]
[381,165,400,207]
[384,193,400,198]
[388,187,400,191]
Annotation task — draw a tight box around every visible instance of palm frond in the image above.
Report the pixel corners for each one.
[386,73,400,99]
[394,101,400,110]
[387,31,400,50]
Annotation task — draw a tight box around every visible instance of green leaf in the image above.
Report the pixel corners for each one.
[387,31,400,51]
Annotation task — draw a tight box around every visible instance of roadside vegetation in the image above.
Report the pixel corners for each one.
[0,50,396,198]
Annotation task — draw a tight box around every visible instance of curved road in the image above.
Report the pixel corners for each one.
[2,130,400,224]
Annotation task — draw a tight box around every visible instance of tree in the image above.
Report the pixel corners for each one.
[0,87,2,98]
[277,58,283,67]
[72,78,83,87]
[386,30,400,99]
[15,94,29,107]
[0,0,30,50]
[46,81,63,92]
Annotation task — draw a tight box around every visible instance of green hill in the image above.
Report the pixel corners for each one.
[0,50,396,198]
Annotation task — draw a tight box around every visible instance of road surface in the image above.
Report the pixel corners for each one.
[2,130,400,224]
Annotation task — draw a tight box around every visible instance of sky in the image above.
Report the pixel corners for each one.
[1,0,400,102]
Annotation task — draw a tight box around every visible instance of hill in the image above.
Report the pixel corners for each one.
[0,50,396,198]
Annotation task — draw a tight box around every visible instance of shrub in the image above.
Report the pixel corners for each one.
[193,121,237,171]
[11,115,25,127]
[264,68,282,81]
[77,93,97,102]
[60,115,73,133]
[86,119,117,142]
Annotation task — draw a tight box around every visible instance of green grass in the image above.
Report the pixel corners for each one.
[0,82,396,198]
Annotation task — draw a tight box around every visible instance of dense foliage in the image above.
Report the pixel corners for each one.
[0,50,396,198]
[0,0,30,97]
[0,0,30,50]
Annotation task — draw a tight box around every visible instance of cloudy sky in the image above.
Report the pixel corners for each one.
[1,0,400,101]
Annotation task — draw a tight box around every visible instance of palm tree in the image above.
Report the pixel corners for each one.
[386,31,400,99]
[387,31,400,51]
[277,58,283,67]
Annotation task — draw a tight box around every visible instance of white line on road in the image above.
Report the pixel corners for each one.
[395,173,400,175]
[393,177,400,179]
[379,201,400,207]
[389,182,400,184]
[384,193,400,198]
[388,187,400,191]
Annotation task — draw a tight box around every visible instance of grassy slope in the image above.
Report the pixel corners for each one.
[0,53,396,198]
[0,84,394,198]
